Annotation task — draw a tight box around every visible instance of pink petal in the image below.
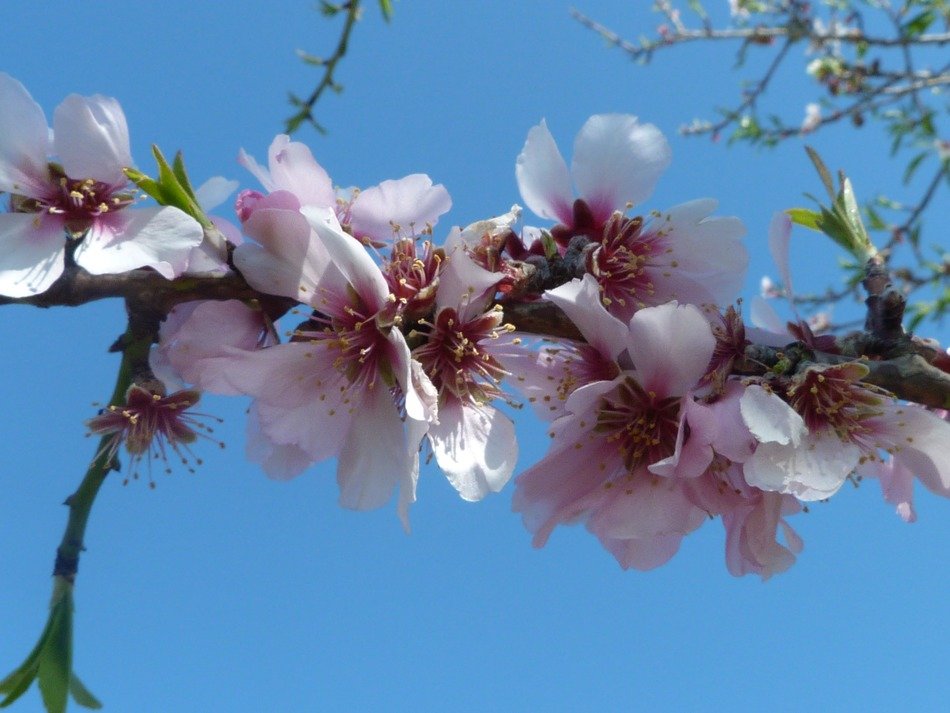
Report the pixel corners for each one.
[545,274,628,361]
[513,429,615,547]
[156,300,270,394]
[586,475,703,539]
[0,212,66,297]
[878,404,950,497]
[600,533,684,571]
[515,119,573,224]
[350,174,451,241]
[649,396,716,479]
[437,226,504,319]
[194,176,239,212]
[301,205,388,309]
[0,73,50,196]
[572,114,671,223]
[245,405,313,480]
[53,94,131,185]
[626,302,715,396]
[337,385,408,512]
[768,212,796,304]
[235,202,330,302]
[266,134,336,207]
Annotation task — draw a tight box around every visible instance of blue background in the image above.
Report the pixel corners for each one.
[1,2,948,711]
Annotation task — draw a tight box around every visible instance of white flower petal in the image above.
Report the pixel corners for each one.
[235,203,329,302]
[0,213,65,297]
[301,205,389,309]
[743,433,860,500]
[515,119,573,223]
[350,174,451,241]
[572,114,670,222]
[0,73,51,196]
[53,94,131,185]
[337,385,407,512]
[740,384,807,446]
[545,274,628,361]
[74,207,203,278]
[429,400,517,501]
[195,176,239,212]
[266,134,336,207]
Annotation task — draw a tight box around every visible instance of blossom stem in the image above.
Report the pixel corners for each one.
[53,313,154,582]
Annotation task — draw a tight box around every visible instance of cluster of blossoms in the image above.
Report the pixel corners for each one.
[3,74,948,578]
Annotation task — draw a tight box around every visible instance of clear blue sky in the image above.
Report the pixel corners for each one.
[2,2,948,712]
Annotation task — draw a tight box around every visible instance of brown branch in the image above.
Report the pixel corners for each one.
[4,259,948,409]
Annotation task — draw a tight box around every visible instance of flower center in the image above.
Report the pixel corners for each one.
[588,212,672,314]
[595,376,681,473]
[86,386,223,485]
[785,362,883,444]
[412,306,513,403]
[382,238,443,320]
[12,165,134,236]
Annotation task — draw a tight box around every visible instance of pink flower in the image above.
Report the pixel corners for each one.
[515,115,747,321]
[516,114,671,236]
[86,385,221,485]
[410,246,521,500]
[0,74,203,297]
[739,363,950,502]
[512,294,718,570]
[227,205,437,528]
[587,201,748,321]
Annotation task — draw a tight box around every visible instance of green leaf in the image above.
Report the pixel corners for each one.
[171,152,200,203]
[865,203,886,231]
[539,230,558,259]
[0,580,102,711]
[69,675,102,710]
[902,9,935,36]
[123,167,165,206]
[786,208,822,232]
[903,151,929,185]
[378,0,395,21]
[805,146,835,201]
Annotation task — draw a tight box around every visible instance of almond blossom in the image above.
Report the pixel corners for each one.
[739,363,950,502]
[0,73,203,297]
[516,114,671,238]
[514,115,747,322]
[511,282,719,570]
[226,203,437,528]
[409,221,522,501]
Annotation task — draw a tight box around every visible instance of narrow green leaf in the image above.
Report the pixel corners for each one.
[36,594,72,713]
[378,0,395,21]
[902,9,935,36]
[805,146,835,201]
[786,208,823,231]
[837,177,874,257]
[865,203,886,231]
[171,152,200,203]
[902,151,928,185]
[123,168,165,206]
[69,674,102,710]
